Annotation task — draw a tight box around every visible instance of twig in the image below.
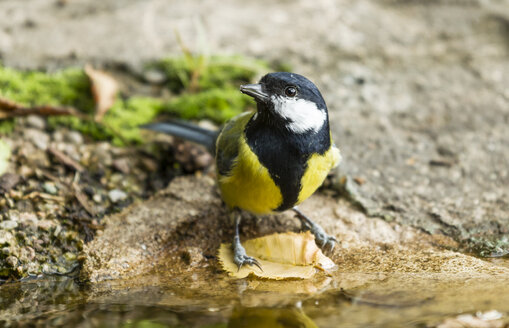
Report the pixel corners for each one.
[72,182,96,217]
[0,98,22,111]
[0,97,88,120]
[47,147,85,172]
[23,191,65,202]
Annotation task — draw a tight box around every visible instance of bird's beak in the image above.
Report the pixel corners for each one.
[240,83,269,102]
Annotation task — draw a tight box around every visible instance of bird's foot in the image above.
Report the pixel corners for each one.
[307,223,337,253]
[293,207,337,253]
[232,242,262,272]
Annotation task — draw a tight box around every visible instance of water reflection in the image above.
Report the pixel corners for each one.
[228,306,317,328]
[0,270,508,327]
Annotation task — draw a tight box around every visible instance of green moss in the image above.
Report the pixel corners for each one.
[0,120,14,134]
[0,66,93,110]
[466,235,509,258]
[0,54,286,145]
[103,97,164,146]
[49,97,163,146]
[152,55,270,93]
[0,65,164,145]
[152,54,270,123]
[162,88,253,123]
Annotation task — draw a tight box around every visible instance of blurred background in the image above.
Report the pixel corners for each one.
[0,0,509,327]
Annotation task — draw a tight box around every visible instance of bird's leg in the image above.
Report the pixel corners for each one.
[293,206,337,252]
[231,211,262,272]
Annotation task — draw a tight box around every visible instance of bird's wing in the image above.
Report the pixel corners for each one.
[215,111,255,176]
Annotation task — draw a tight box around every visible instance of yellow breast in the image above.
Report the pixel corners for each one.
[218,135,340,214]
[297,145,341,204]
[218,137,283,215]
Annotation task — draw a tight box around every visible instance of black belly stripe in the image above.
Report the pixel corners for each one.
[245,115,330,212]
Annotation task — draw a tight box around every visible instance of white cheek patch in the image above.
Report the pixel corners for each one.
[271,95,327,134]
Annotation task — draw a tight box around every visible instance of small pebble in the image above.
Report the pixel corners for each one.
[5,255,18,267]
[42,182,58,195]
[93,194,102,203]
[0,231,15,245]
[18,165,34,177]
[24,128,50,151]
[113,157,131,174]
[25,115,46,130]
[108,189,128,203]
[52,130,64,142]
[63,252,77,262]
[65,131,84,144]
[0,220,18,230]
[37,220,55,232]
[143,69,167,84]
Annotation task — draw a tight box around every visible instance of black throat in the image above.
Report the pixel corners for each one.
[244,104,330,211]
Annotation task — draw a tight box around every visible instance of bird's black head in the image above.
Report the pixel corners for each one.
[240,72,329,134]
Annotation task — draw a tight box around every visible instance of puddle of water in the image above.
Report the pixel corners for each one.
[1,267,508,328]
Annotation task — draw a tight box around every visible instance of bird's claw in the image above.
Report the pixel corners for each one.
[234,254,263,272]
[309,226,337,254]
[316,234,337,253]
[293,207,338,253]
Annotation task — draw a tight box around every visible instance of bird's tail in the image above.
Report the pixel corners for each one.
[140,120,219,153]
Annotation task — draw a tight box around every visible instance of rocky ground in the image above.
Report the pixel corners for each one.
[0,115,211,279]
[1,0,508,254]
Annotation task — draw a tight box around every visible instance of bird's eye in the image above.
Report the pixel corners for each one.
[285,86,297,97]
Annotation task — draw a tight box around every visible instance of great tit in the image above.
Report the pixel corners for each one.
[142,72,341,270]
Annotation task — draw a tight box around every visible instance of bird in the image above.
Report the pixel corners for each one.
[142,72,341,271]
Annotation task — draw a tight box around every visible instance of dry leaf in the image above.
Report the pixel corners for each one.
[85,65,119,122]
[219,231,335,280]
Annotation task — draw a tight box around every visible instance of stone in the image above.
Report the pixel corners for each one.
[24,128,50,151]
[143,69,167,84]
[1,247,10,255]
[0,231,15,245]
[25,115,46,130]
[5,256,17,267]
[52,130,64,142]
[42,182,58,195]
[63,252,77,262]
[0,173,21,193]
[82,176,509,285]
[112,158,131,174]
[37,220,55,232]
[65,131,84,145]
[108,189,127,203]
[0,220,18,230]
[92,194,102,203]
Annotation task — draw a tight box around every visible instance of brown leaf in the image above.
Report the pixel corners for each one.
[85,65,119,122]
